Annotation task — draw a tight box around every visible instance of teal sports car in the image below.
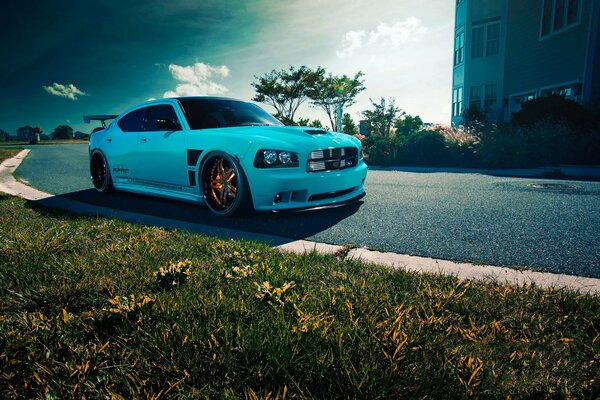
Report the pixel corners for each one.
[86,97,367,216]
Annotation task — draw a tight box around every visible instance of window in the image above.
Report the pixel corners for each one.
[471,26,484,58]
[178,99,283,130]
[469,86,482,111]
[484,84,497,114]
[454,30,464,65]
[541,0,580,37]
[452,87,463,117]
[542,83,579,101]
[486,23,500,56]
[510,92,536,113]
[118,107,147,132]
[566,0,580,24]
[146,105,181,131]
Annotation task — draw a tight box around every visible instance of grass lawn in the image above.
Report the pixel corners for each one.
[0,195,598,399]
[0,148,23,163]
[0,140,88,147]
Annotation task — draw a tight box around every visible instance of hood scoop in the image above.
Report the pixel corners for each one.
[304,129,329,135]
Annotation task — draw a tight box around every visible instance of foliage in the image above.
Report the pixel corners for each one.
[394,114,423,137]
[0,196,598,398]
[252,65,325,125]
[311,72,365,130]
[461,107,486,128]
[308,119,323,128]
[16,125,34,142]
[362,97,404,137]
[51,125,73,140]
[0,128,11,142]
[512,94,591,130]
[342,113,358,135]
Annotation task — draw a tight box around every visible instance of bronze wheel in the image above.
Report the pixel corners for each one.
[90,151,112,193]
[201,152,249,216]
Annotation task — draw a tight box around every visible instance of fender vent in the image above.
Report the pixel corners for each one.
[304,129,328,135]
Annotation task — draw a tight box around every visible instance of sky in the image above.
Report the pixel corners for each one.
[0,0,454,135]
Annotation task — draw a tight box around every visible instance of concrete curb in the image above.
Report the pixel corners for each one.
[368,165,600,181]
[2,150,599,295]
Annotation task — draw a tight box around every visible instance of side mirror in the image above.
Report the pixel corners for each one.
[155,119,181,131]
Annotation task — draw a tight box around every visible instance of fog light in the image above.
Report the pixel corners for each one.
[274,193,282,203]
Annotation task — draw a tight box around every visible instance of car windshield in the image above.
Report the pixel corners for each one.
[178,99,283,130]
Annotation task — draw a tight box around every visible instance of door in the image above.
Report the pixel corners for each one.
[138,104,187,188]
[108,107,146,182]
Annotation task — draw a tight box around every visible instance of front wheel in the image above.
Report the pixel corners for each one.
[90,151,113,193]
[201,152,251,217]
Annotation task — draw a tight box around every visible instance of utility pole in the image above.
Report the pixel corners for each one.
[336,102,343,133]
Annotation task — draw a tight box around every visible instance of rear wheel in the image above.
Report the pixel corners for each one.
[201,152,250,217]
[90,151,112,193]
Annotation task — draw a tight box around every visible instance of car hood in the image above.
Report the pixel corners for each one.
[205,125,361,149]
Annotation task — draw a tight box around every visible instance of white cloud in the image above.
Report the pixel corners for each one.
[336,17,428,58]
[43,82,87,100]
[163,62,230,98]
[336,30,366,58]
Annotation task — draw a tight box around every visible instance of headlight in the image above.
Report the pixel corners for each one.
[254,149,299,168]
[264,150,278,165]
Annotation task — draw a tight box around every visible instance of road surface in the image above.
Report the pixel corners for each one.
[15,144,600,278]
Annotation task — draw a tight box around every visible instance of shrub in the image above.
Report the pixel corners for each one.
[402,130,449,166]
[512,94,591,131]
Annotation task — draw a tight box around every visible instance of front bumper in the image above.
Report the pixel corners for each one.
[246,161,368,211]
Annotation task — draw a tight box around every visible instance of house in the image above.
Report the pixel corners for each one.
[451,0,600,126]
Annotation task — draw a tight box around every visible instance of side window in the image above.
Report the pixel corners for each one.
[118,108,147,132]
[146,105,181,131]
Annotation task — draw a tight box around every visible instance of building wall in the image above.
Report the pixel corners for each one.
[452,0,600,125]
[504,0,594,111]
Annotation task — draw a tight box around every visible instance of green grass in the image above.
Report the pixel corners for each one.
[0,148,23,163]
[0,195,598,399]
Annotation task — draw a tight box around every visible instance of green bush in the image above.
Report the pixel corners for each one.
[512,94,592,130]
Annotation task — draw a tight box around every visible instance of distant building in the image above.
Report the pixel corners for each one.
[359,120,370,135]
[451,0,600,126]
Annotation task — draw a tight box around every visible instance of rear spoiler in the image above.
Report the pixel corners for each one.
[83,115,118,128]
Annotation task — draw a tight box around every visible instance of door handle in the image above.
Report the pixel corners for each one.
[107,138,112,142]
[140,138,147,143]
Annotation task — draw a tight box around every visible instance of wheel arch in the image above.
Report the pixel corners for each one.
[197,150,254,211]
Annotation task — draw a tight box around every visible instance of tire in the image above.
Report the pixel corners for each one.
[200,152,251,217]
[90,151,113,193]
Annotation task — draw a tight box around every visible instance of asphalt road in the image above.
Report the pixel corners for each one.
[15,144,600,278]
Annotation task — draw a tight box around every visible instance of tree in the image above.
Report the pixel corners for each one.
[308,119,323,128]
[16,125,34,142]
[311,72,365,131]
[29,126,43,144]
[394,114,423,137]
[342,113,358,135]
[51,125,73,140]
[0,128,11,142]
[361,97,404,137]
[252,65,325,124]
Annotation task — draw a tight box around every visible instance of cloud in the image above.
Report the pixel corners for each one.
[42,82,87,100]
[163,62,230,98]
[337,17,428,58]
[336,30,367,58]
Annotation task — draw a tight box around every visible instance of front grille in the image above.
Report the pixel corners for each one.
[307,147,358,172]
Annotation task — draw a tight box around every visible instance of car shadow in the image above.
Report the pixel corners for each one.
[33,189,364,241]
